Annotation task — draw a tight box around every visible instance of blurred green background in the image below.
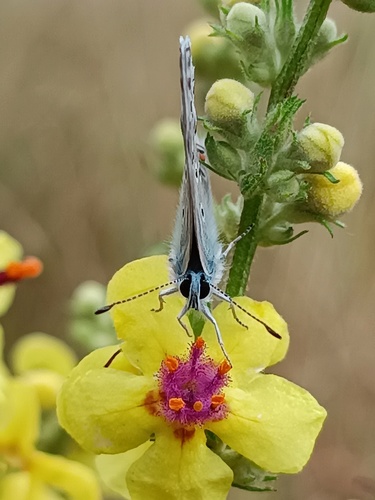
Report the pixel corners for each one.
[0,0,374,498]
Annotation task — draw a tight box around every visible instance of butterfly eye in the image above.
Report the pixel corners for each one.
[199,277,210,299]
[179,277,191,298]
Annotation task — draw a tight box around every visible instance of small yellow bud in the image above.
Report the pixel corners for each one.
[304,162,362,217]
[298,123,344,172]
[205,79,254,129]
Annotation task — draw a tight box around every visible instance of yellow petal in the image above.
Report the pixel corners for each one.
[11,332,77,376]
[0,286,16,318]
[30,450,101,500]
[0,379,39,455]
[127,427,233,500]
[209,374,326,473]
[57,363,160,454]
[0,231,23,268]
[0,471,53,500]
[107,256,190,375]
[19,370,65,409]
[203,297,289,381]
[96,441,152,499]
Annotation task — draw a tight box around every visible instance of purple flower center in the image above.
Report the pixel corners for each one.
[156,337,230,427]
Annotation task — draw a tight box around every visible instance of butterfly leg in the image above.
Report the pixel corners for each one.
[151,286,178,313]
[177,303,193,338]
[200,303,231,364]
[211,287,248,330]
[222,223,255,260]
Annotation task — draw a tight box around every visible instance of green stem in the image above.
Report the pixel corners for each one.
[269,0,333,108]
[226,0,332,297]
[226,194,263,297]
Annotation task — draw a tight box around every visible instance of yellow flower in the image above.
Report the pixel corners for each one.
[304,161,363,217]
[10,332,77,409]
[57,256,326,500]
[0,231,42,317]
[0,376,101,500]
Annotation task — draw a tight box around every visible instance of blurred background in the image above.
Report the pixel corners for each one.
[0,0,374,498]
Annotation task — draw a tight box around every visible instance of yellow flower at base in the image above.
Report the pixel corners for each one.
[0,378,100,500]
[305,161,363,217]
[57,256,326,500]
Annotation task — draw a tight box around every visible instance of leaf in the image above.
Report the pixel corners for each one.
[322,171,340,184]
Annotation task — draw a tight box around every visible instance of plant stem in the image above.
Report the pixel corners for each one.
[226,0,332,297]
[226,194,263,297]
[269,0,333,108]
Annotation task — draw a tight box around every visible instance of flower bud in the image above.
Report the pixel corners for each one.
[296,123,344,173]
[188,21,242,82]
[304,162,362,217]
[226,2,267,39]
[267,170,300,202]
[215,194,243,243]
[340,0,375,12]
[205,134,242,180]
[71,281,107,318]
[205,79,254,134]
[149,119,184,187]
[258,222,294,247]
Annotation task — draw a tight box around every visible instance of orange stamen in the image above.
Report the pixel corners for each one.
[211,394,225,409]
[193,401,203,412]
[218,359,231,375]
[169,398,185,411]
[165,356,179,372]
[6,257,43,281]
[194,337,205,349]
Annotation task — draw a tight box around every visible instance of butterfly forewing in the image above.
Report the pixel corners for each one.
[170,36,223,284]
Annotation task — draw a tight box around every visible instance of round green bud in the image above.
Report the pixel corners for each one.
[340,0,375,12]
[258,223,294,247]
[297,123,344,173]
[215,194,243,243]
[205,79,254,130]
[303,161,363,217]
[71,280,107,318]
[318,18,338,44]
[149,119,184,187]
[226,3,267,45]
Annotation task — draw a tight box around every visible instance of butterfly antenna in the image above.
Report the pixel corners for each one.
[231,299,282,339]
[95,279,179,315]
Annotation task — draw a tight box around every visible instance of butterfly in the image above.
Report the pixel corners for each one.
[96,36,281,363]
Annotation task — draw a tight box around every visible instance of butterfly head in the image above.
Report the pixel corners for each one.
[179,271,211,310]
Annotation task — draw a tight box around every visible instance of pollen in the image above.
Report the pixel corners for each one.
[169,398,185,411]
[6,257,43,281]
[165,356,179,372]
[218,359,232,375]
[211,394,225,409]
[193,401,203,412]
[194,337,205,349]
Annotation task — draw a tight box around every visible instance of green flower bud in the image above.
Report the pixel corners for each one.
[215,194,243,243]
[149,119,184,187]
[205,79,254,135]
[267,170,300,202]
[303,161,363,217]
[71,281,107,318]
[340,0,375,12]
[226,3,276,85]
[198,0,221,17]
[205,134,242,180]
[187,21,242,82]
[294,123,344,173]
[258,222,294,247]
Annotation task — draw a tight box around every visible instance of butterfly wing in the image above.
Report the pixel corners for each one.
[179,36,223,283]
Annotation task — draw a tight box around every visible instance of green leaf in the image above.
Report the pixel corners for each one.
[322,170,340,184]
